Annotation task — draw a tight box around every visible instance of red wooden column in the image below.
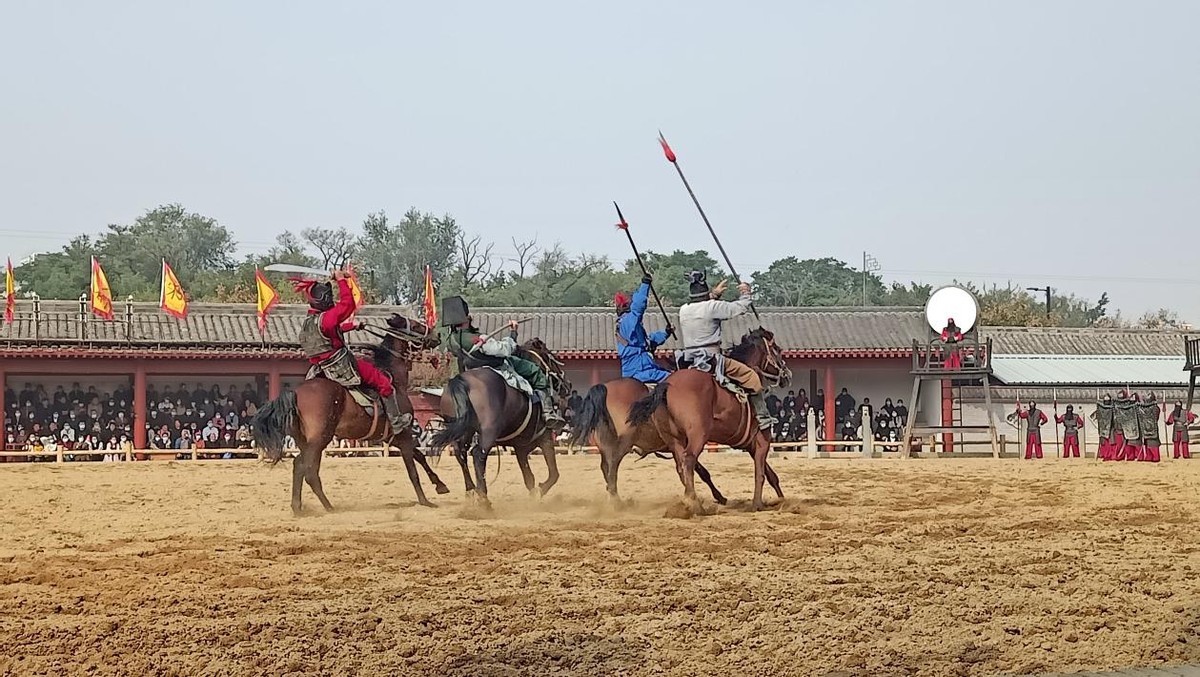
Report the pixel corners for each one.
[941,379,954,452]
[133,366,147,449]
[823,367,836,443]
[268,365,282,401]
[0,367,6,439]
[589,363,600,387]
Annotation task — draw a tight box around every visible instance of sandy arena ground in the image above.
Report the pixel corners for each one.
[2,454,1200,676]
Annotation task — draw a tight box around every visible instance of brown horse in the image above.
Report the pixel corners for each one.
[570,378,784,506]
[430,339,571,502]
[627,328,791,512]
[569,378,729,505]
[252,315,450,515]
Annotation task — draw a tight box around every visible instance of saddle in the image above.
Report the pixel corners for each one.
[304,363,389,442]
[673,349,749,402]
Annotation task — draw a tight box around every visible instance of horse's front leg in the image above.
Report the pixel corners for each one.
[454,441,475,494]
[394,434,434,508]
[538,434,560,497]
[291,454,306,516]
[514,447,536,495]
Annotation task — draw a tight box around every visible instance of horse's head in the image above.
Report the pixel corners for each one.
[369,314,440,370]
[730,327,792,389]
[386,314,441,350]
[521,337,573,399]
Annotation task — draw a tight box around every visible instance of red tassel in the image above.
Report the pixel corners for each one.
[615,219,628,231]
[288,276,318,301]
[658,134,677,163]
[614,292,630,307]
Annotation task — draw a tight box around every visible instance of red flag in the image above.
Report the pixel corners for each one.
[422,265,437,329]
[4,258,13,324]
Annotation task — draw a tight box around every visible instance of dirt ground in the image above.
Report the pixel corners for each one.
[1,454,1200,676]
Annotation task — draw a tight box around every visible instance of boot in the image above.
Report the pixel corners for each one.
[750,393,776,431]
[383,392,412,436]
[537,390,565,428]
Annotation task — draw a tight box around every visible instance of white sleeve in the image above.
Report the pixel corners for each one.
[480,336,516,358]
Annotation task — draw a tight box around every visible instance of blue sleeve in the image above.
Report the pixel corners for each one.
[630,282,650,320]
[648,330,668,348]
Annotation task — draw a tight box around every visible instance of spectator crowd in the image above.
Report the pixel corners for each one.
[4,381,265,460]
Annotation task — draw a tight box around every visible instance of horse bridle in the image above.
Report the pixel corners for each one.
[525,347,571,396]
[759,336,791,387]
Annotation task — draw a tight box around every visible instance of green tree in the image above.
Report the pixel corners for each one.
[752,256,882,306]
[17,205,237,301]
[631,250,723,306]
[357,209,460,303]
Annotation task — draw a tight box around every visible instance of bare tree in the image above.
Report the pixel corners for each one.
[301,227,359,269]
[455,233,496,287]
[512,236,540,278]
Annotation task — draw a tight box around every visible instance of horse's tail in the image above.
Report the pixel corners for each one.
[568,383,612,449]
[252,389,297,465]
[627,383,669,428]
[430,376,476,450]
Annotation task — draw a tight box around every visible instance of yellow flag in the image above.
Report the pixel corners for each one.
[347,268,365,309]
[90,256,114,321]
[5,257,14,324]
[159,260,188,319]
[255,269,279,333]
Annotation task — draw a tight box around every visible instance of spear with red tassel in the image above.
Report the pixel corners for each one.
[657,130,760,322]
[613,201,671,332]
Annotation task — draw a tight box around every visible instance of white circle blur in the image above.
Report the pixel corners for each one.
[925,286,979,333]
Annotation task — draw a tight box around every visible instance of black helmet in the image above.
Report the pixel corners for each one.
[687,270,710,301]
[309,281,334,311]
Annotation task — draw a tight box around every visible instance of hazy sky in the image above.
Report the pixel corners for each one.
[3,1,1198,320]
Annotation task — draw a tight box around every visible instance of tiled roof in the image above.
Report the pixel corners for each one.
[469,306,929,358]
[980,327,1186,356]
[0,300,1190,361]
[0,300,415,349]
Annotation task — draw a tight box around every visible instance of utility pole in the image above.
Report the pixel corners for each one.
[862,252,880,306]
[1026,286,1051,318]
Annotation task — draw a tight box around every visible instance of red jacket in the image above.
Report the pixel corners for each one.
[309,279,358,363]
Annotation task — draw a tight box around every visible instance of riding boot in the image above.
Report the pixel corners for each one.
[537,389,565,427]
[750,393,777,430]
[383,391,412,436]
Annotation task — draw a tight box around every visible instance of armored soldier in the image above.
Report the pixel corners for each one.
[677,271,775,430]
[1136,393,1162,463]
[1114,391,1141,461]
[1016,400,1048,459]
[1166,401,1196,459]
[1091,394,1116,460]
[614,273,673,384]
[443,296,563,427]
[295,270,409,433]
[1056,405,1083,458]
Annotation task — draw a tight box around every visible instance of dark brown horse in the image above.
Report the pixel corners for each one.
[252,315,450,515]
[430,339,571,503]
[570,378,784,506]
[627,328,791,512]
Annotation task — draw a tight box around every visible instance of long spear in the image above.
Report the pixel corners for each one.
[657,131,760,321]
[613,202,671,333]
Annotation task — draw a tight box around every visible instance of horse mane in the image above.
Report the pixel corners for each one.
[727,328,770,363]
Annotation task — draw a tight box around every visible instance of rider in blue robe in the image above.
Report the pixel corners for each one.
[615,274,673,383]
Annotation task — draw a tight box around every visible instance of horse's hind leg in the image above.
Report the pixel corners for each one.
[471,439,490,498]
[291,455,306,516]
[538,433,560,497]
[764,460,784,500]
[453,441,475,494]
[694,460,728,506]
[604,442,631,503]
[301,446,334,513]
[413,450,450,495]
[515,447,537,495]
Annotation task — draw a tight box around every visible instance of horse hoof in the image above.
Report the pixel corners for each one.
[715,495,729,506]
[435,484,451,495]
[750,501,766,512]
[418,499,437,508]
